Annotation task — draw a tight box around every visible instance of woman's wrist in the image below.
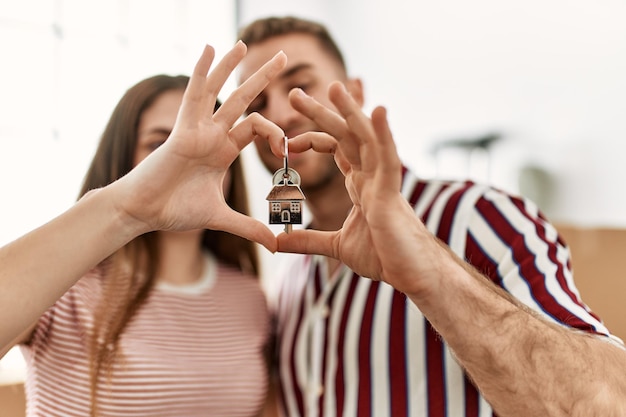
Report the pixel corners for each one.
[82,184,152,246]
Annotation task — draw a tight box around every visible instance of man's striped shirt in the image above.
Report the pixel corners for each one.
[273,167,620,417]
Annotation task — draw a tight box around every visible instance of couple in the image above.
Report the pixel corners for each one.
[1,16,624,417]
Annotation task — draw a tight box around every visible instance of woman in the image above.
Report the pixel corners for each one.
[0,43,287,416]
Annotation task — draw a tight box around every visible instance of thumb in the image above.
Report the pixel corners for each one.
[276,229,338,258]
[217,211,278,253]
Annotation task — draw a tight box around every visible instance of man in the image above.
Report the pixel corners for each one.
[238,16,626,416]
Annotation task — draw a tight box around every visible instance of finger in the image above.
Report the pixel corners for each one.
[179,42,247,129]
[287,132,337,155]
[199,41,248,113]
[215,50,287,128]
[276,229,339,258]
[263,131,337,160]
[327,81,375,141]
[287,132,352,178]
[327,82,380,171]
[371,106,403,194]
[288,87,361,165]
[288,88,347,135]
[229,113,284,152]
[187,44,216,93]
[178,45,216,125]
[216,210,278,253]
[333,146,353,178]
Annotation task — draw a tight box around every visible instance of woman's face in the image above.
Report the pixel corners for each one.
[134,89,184,167]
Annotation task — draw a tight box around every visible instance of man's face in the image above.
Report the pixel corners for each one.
[238,33,353,192]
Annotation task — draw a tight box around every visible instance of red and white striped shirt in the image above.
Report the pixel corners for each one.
[273,167,621,417]
[21,252,270,417]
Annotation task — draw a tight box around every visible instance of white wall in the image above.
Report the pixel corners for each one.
[0,0,238,373]
[0,0,237,248]
[238,0,626,228]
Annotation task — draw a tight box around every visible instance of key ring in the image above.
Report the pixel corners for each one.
[283,136,289,175]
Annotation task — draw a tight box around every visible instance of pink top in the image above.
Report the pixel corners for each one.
[21,253,270,416]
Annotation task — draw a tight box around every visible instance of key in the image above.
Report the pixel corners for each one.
[266,136,306,233]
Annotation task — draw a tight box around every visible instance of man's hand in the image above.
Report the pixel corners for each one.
[274,83,444,298]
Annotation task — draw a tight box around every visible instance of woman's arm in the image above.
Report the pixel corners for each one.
[0,41,287,355]
[0,186,140,356]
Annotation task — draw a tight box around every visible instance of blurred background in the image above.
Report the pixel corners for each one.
[1,0,626,372]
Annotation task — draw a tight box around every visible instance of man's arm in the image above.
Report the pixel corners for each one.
[414,239,626,416]
[276,84,626,416]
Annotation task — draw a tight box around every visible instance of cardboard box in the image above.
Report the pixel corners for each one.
[557,224,626,342]
[0,379,25,417]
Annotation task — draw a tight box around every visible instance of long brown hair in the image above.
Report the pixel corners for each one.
[79,75,259,415]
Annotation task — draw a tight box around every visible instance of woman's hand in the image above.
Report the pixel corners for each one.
[115,42,287,252]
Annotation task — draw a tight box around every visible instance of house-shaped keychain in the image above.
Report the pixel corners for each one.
[266,167,306,233]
